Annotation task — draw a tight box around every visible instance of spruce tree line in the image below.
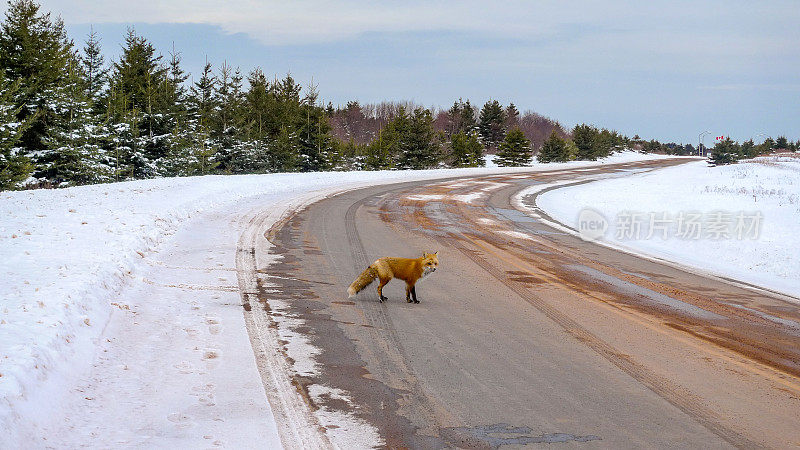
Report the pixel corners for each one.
[0,0,678,190]
[707,136,798,165]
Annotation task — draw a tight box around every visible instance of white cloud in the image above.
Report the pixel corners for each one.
[39,0,564,44]
[31,1,685,45]
[29,0,799,61]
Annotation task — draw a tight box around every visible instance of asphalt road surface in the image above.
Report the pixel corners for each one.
[238,159,800,449]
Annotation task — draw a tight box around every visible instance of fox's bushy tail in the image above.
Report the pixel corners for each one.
[348,266,378,297]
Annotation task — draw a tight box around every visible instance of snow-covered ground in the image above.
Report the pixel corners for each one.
[0,151,676,447]
[535,155,800,299]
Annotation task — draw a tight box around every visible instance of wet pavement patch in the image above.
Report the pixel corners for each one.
[567,264,725,321]
[441,424,601,448]
[491,207,538,223]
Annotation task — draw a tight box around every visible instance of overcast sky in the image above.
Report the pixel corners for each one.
[19,1,800,144]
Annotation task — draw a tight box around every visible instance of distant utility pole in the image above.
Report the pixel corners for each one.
[699,130,711,156]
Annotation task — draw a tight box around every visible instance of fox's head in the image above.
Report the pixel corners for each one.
[421,252,439,277]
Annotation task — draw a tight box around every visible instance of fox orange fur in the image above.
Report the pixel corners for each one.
[347,252,439,303]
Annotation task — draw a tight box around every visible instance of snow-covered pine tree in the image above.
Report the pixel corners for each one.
[77,28,115,183]
[238,68,271,172]
[0,0,73,169]
[154,46,192,176]
[296,82,332,172]
[0,74,34,190]
[180,60,219,175]
[106,28,170,178]
[213,62,245,172]
[33,49,116,186]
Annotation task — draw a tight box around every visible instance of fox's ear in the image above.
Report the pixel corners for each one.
[434,251,438,256]
[422,252,428,258]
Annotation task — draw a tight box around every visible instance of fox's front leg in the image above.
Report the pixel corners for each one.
[411,285,419,304]
[405,285,412,303]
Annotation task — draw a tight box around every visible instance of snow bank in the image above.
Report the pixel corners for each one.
[483,150,678,168]
[0,151,671,440]
[536,155,800,298]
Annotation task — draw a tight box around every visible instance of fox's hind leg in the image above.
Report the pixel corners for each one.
[377,277,390,302]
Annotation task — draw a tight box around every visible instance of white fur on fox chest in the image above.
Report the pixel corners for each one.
[419,266,436,281]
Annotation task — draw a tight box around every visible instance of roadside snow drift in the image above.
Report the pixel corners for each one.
[536,155,800,299]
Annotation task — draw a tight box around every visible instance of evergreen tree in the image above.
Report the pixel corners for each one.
[775,135,788,150]
[449,131,484,167]
[740,139,757,159]
[363,128,394,170]
[446,98,477,136]
[364,106,407,170]
[594,128,619,158]
[478,99,506,150]
[504,103,519,130]
[270,125,298,172]
[177,60,219,175]
[154,46,192,176]
[297,83,332,172]
[0,0,73,155]
[446,99,463,136]
[572,123,597,160]
[758,137,774,155]
[537,130,569,163]
[165,44,189,123]
[213,62,245,172]
[80,27,108,110]
[495,127,531,166]
[109,29,167,115]
[243,68,269,140]
[191,62,217,134]
[709,137,739,165]
[460,100,477,132]
[36,55,111,185]
[106,28,171,177]
[228,68,274,173]
[274,73,302,134]
[0,74,33,189]
[397,107,439,169]
[564,138,579,160]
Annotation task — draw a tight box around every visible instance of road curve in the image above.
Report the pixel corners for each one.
[240,159,800,449]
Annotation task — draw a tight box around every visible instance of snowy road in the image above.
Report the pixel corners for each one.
[253,158,800,448]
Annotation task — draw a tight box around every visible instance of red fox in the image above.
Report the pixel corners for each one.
[347,252,439,303]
